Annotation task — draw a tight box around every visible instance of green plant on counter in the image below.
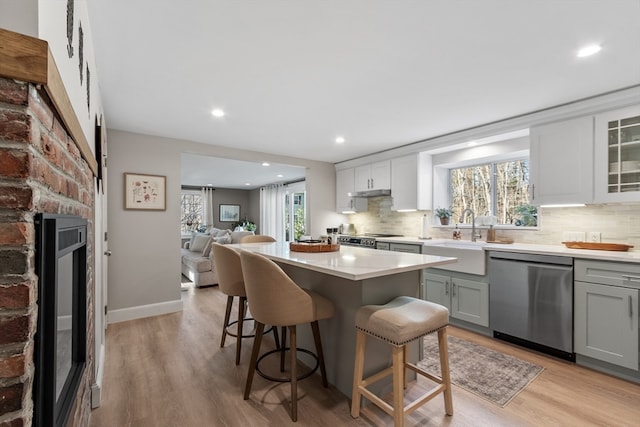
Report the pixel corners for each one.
[435,207,453,218]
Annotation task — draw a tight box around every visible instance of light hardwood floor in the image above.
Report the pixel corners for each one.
[89,284,640,427]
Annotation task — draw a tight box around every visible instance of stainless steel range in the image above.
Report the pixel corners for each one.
[338,234,402,248]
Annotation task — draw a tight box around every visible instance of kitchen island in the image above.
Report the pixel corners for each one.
[227,241,456,397]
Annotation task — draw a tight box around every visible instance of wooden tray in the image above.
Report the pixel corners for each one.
[486,239,514,244]
[562,242,634,251]
[289,242,340,253]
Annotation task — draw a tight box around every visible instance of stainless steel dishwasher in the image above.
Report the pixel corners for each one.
[488,251,575,361]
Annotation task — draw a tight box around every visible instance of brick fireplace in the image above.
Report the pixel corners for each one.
[0,77,95,426]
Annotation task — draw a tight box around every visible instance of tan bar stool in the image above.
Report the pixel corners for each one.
[239,250,335,422]
[351,296,453,427]
[211,243,277,365]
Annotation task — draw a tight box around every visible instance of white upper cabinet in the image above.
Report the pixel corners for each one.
[391,153,432,211]
[529,116,594,205]
[594,105,640,203]
[336,167,367,213]
[354,160,391,193]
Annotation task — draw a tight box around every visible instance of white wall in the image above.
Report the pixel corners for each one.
[107,129,339,319]
[0,0,38,36]
[107,131,182,319]
[305,163,346,236]
[37,0,102,146]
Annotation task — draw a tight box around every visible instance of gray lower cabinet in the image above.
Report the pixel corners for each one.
[424,272,489,327]
[574,260,639,371]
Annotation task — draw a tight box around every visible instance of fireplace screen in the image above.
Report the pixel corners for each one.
[34,214,87,427]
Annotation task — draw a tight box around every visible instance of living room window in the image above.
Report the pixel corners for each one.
[180,190,204,233]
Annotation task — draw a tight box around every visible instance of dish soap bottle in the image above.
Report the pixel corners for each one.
[487,225,496,242]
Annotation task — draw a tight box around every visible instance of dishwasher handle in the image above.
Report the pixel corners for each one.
[489,251,573,266]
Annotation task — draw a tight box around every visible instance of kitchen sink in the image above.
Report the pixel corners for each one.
[430,240,486,250]
[422,240,486,275]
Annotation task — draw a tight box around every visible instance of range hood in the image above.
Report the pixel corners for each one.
[354,189,391,197]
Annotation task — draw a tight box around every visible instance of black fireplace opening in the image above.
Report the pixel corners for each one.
[34,214,87,427]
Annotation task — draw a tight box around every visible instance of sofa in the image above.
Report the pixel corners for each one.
[181,229,254,287]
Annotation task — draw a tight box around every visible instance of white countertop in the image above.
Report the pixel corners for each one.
[375,237,640,263]
[227,241,457,281]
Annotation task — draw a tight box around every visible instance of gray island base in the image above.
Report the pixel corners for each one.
[228,242,456,397]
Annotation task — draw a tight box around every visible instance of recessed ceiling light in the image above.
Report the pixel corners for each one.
[211,109,225,117]
[207,183,214,186]
[244,182,251,186]
[577,44,602,58]
[335,136,345,144]
[262,162,270,167]
[276,174,284,178]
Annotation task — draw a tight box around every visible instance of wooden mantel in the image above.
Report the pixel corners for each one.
[0,28,98,175]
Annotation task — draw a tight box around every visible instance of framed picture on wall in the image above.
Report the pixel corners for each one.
[123,173,166,210]
[219,204,240,222]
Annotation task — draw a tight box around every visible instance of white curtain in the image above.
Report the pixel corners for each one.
[201,187,215,227]
[260,184,286,242]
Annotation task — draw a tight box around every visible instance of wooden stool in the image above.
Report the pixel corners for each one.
[351,296,453,427]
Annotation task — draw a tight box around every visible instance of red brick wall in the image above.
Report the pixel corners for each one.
[0,77,95,426]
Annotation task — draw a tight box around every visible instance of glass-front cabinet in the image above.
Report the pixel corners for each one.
[595,105,640,203]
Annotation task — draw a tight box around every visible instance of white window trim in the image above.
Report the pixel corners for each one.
[432,136,538,229]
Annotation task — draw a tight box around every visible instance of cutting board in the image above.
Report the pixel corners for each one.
[289,242,340,253]
[562,242,634,251]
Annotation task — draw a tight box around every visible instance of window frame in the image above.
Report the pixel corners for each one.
[180,189,204,233]
[448,158,536,228]
[431,136,538,230]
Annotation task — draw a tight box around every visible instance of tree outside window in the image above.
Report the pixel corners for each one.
[285,190,306,241]
[450,159,536,226]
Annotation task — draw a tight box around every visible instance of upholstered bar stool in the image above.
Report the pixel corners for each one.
[211,243,277,365]
[239,250,335,422]
[351,296,453,427]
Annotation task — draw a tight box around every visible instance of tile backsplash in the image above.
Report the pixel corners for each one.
[345,196,640,248]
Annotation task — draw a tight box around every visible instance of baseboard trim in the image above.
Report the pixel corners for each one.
[91,343,105,408]
[108,299,183,324]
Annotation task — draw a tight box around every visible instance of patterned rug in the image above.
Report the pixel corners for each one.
[418,334,544,407]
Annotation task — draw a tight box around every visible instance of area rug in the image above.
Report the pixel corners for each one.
[417,334,543,407]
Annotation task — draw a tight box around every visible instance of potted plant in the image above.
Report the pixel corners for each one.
[435,207,453,225]
[233,218,257,232]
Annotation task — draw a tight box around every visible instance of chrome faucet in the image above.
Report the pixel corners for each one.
[460,208,482,242]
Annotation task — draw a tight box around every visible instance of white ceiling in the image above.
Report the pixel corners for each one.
[87,0,640,188]
[181,154,305,189]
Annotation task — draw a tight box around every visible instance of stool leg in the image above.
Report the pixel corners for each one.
[272,324,280,349]
[311,321,328,387]
[235,296,246,365]
[350,330,366,418]
[244,322,265,400]
[289,325,298,422]
[280,326,287,372]
[220,296,233,348]
[403,344,408,389]
[438,327,454,416]
[392,345,405,427]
